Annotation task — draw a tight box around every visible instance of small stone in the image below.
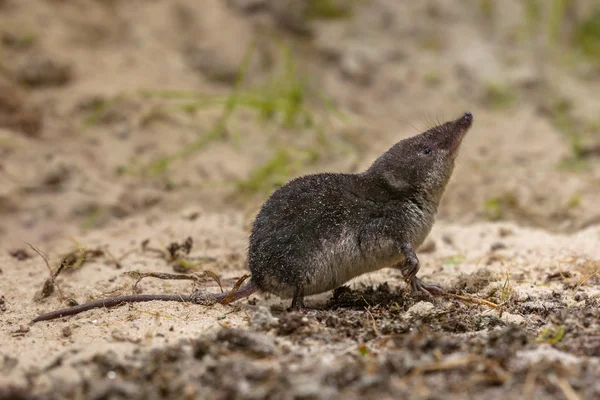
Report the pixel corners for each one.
[65,298,79,307]
[474,314,504,330]
[277,312,308,335]
[216,328,276,357]
[16,55,72,87]
[249,306,278,331]
[13,325,30,335]
[500,312,525,325]
[407,301,435,318]
[339,44,380,87]
[185,47,239,84]
[62,326,72,337]
[574,292,587,302]
[9,248,31,261]
[270,0,311,36]
[40,162,72,189]
[490,242,506,251]
[0,77,43,137]
[515,345,582,368]
[442,235,454,245]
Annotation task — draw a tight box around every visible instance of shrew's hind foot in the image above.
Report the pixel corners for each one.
[410,277,445,297]
[287,297,305,311]
[287,287,305,311]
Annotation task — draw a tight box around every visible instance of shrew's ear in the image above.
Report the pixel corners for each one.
[382,170,410,192]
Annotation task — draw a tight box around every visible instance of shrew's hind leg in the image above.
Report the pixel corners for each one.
[288,286,305,311]
[395,243,445,297]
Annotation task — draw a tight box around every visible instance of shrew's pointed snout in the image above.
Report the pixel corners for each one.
[455,111,473,127]
[443,111,473,156]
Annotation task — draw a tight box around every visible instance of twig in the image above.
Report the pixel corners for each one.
[522,369,538,399]
[26,242,51,273]
[407,355,480,379]
[142,246,166,258]
[27,242,64,299]
[361,295,379,335]
[553,375,581,400]
[103,248,125,269]
[125,270,224,293]
[443,292,499,309]
[117,248,137,261]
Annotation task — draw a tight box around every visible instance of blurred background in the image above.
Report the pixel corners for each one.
[1,0,599,249]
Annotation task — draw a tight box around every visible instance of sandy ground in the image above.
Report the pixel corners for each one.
[1,0,600,398]
[2,215,600,398]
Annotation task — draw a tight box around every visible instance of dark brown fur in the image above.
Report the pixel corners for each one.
[246,112,474,309]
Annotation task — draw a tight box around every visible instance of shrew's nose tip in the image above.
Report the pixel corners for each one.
[463,111,473,121]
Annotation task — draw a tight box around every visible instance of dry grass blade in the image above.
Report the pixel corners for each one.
[522,369,538,399]
[26,242,51,272]
[27,242,64,299]
[574,266,600,292]
[361,295,379,335]
[220,274,250,305]
[102,248,126,269]
[553,375,581,400]
[202,270,224,293]
[443,292,498,308]
[407,355,480,379]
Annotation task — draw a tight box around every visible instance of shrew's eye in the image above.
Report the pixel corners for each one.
[422,148,432,155]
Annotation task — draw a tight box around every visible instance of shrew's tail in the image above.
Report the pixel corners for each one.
[32,278,259,323]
